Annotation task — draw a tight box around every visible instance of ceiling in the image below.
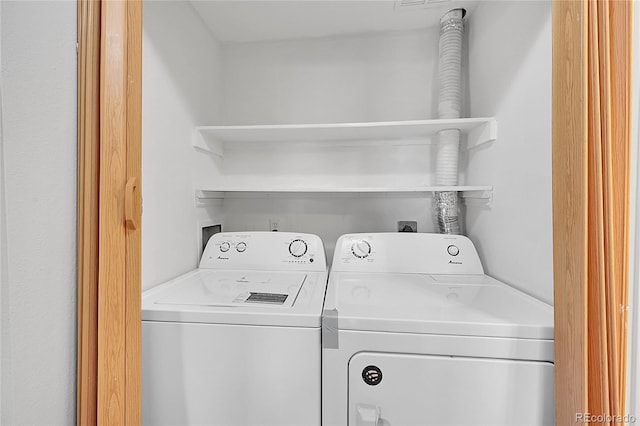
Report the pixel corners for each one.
[189,0,478,44]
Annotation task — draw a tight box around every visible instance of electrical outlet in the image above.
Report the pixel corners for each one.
[398,221,417,232]
[269,219,280,232]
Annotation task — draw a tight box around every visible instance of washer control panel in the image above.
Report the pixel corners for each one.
[332,233,484,274]
[200,232,326,272]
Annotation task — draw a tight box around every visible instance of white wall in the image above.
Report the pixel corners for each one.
[223,195,436,261]
[142,1,224,290]
[221,29,440,125]
[465,1,553,303]
[1,1,77,424]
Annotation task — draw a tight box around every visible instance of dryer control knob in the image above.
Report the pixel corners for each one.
[289,239,308,257]
[447,245,459,256]
[351,240,371,259]
[220,242,230,252]
[236,242,247,253]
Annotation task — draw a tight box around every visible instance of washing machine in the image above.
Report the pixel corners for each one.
[142,232,328,426]
[322,233,554,426]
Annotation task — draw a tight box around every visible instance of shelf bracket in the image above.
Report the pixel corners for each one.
[460,187,493,204]
[195,190,225,207]
[192,129,223,156]
[466,118,497,149]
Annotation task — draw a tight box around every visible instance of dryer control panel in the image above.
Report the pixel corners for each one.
[200,232,327,272]
[332,233,484,275]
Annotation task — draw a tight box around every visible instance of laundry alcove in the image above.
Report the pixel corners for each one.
[141,0,552,308]
[76,0,637,424]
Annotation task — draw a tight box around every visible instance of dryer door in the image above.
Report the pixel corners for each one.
[348,352,554,426]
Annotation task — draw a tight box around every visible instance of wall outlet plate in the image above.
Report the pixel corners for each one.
[269,218,280,232]
[398,221,417,232]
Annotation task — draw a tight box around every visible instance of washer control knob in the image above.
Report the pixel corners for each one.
[447,245,459,256]
[236,242,247,253]
[289,239,308,257]
[220,242,230,252]
[351,240,372,259]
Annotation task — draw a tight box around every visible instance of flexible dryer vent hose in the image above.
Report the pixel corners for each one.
[434,8,465,234]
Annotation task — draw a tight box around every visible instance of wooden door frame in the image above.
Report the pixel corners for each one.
[552,1,635,422]
[76,1,627,424]
[77,0,142,424]
[552,1,588,423]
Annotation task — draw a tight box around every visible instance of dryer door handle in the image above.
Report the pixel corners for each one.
[356,403,381,426]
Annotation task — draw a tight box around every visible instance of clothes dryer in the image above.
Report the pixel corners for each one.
[322,233,553,426]
[143,232,328,426]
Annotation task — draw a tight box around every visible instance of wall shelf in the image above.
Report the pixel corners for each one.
[193,118,497,155]
[195,186,493,205]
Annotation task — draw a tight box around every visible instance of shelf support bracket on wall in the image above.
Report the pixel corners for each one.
[195,190,225,207]
[466,119,497,150]
[192,128,223,156]
[459,187,493,204]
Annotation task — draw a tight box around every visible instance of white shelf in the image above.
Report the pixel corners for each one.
[195,186,493,205]
[193,118,497,155]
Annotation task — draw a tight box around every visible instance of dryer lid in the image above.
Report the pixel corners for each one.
[326,272,553,340]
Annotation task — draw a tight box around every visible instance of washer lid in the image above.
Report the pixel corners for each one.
[327,272,553,340]
[156,270,306,308]
[143,269,328,327]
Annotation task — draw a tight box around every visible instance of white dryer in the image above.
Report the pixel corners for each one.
[143,232,328,426]
[322,233,554,426]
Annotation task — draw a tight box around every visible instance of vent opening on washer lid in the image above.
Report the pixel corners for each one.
[244,292,288,305]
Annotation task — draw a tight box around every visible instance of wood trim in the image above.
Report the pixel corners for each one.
[77,0,101,424]
[552,0,589,423]
[586,0,606,416]
[595,0,621,415]
[97,0,128,423]
[586,1,612,416]
[78,0,142,423]
[608,0,633,411]
[125,0,143,424]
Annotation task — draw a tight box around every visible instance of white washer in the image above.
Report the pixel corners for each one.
[143,232,328,426]
[322,233,554,426]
